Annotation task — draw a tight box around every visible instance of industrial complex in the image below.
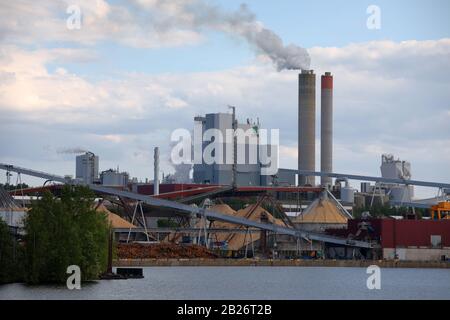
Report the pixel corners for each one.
[1,70,449,264]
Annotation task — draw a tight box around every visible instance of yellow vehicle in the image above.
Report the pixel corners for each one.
[430,202,450,220]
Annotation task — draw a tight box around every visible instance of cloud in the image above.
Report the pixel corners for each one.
[310,39,450,82]
[1,38,449,198]
[0,0,204,48]
[0,0,310,70]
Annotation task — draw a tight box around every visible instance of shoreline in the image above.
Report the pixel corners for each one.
[115,258,450,269]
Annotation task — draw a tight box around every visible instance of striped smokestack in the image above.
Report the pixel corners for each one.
[298,70,316,185]
[321,72,333,187]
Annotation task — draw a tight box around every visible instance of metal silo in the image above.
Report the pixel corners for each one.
[298,70,316,185]
[321,72,333,187]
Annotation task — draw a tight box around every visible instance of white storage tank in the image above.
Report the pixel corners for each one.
[341,186,355,204]
[390,185,414,202]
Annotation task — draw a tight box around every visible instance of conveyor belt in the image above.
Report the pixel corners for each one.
[0,163,376,248]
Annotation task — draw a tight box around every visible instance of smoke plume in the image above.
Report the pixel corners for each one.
[168,138,193,184]
[136,1,311,71]
[56,147,87,155]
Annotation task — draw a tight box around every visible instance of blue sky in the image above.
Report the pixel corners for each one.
[45,0,450,77]
[0,0,449,198]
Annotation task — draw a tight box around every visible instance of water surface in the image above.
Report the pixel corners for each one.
[1,267,449,300]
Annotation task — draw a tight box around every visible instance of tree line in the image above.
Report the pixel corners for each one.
[0,186,110,284]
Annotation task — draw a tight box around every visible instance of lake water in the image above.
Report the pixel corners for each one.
[1,267,449,300]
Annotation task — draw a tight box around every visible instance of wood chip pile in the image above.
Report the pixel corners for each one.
[117,243,218,259]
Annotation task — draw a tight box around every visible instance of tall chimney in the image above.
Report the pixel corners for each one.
[154,147,160,195]
[298,70,316,185]
[321,72,333,187]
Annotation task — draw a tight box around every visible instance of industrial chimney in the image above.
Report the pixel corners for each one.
[154,147,160,195]
[298,70,316,185]
[321,72,333,187]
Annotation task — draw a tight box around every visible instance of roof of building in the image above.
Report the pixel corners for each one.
[293,196,348,224]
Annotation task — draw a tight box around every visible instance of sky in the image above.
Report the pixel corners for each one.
[0,0,449,198]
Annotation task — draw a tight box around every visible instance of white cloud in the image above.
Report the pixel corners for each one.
[1,38,449,198]
[0,0,204,48]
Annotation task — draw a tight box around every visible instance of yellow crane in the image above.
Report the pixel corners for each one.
[430,202,450,220]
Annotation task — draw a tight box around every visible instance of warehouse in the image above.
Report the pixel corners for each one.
[327,218,450,261]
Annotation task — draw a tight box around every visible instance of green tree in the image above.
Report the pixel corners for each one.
[24,186,109,284]
[0,220,24,283]
[157,218,180,228]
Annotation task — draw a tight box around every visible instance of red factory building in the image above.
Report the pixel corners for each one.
[329,218,450,261]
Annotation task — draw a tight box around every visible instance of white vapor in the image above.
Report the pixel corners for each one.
[128,0,311,70]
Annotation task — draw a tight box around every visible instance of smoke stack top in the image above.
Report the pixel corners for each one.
[321,72,333,89]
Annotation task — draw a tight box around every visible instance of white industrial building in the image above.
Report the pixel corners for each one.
[75,152,99,184]
[193,112,271,186]
[100,169,129,187]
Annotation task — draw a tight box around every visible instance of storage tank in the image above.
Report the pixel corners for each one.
[390,185,414,202]
[298,70,316,185]
[341,186,355,204]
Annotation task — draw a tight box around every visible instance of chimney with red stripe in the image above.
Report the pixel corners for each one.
[321,72,333,187]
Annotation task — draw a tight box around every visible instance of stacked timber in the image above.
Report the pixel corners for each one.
[117,243,218,259]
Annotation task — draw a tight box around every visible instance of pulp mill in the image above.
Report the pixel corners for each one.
[1,69,450,262]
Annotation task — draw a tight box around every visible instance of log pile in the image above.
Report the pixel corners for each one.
[117,243,218,259]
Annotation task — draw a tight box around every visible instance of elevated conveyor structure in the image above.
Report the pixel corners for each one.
[293,170,450,189]
[0,163,375,248]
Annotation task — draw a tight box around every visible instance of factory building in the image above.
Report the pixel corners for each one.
[193,113,265,186]
[260,168,297,186]
[327,219,450,261]
[100,169,129,187]
[76,152,99,184]
[380,154,414,201]
[192,70,335,188]
[353,154,415,207]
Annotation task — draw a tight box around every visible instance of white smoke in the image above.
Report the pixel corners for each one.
[133,1,311,71]
[168,139,193,184]
[56,147,87,154]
